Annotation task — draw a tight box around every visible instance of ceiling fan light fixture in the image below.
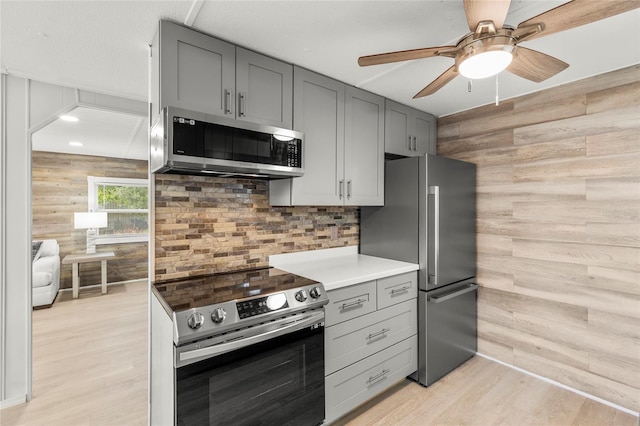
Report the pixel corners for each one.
[454,31,516,80]
[459,50,513,79]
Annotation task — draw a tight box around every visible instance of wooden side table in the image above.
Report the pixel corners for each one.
[62,252,116,298]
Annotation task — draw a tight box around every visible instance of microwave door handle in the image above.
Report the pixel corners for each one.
[429,185,440,286]
[177,310,324,367]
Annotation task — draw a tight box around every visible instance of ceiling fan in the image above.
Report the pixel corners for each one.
[358,0,640,98]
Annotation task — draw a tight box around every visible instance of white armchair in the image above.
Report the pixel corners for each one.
[32,239,60,308]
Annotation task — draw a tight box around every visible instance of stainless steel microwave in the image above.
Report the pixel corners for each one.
[150,106,304,179]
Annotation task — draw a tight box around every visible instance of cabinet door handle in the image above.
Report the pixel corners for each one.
[408,135,412,151]
[412,136,417,151]
[367,369,390,385]
[340,298,364,310]
[390,286,410,295]
[367,328,390,341]
[347,180,352,199]
[224,89,232,115]
[238,92,246,117]
[339,180,344,199]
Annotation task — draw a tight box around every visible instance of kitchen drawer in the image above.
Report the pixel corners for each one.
[325,336,417,424]
[325,299,417,375]
[325,281,376,327]
[377,272,417,310]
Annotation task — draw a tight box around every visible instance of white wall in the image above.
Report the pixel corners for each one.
[1,75,31,406]
[0,75,146,408]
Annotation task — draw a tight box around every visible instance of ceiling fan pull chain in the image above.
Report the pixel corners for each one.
[495,74,500,106]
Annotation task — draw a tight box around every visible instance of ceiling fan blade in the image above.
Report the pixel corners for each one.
[413,65,458,98]
[464,0,511,31]
[517,0,640,42]
[507,47,569,82]
[358,46,456,67]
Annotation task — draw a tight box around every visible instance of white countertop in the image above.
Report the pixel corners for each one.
[269,246,419,291]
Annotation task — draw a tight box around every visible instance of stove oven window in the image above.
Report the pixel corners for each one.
[176,323,324,426]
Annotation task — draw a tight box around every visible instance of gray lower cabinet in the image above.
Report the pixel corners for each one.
[325,334,417,423]
[385,99,436,156]
[324,280,377,326]
[326,299,417,375]
[377,272,417,309]
[324,272,418,424]
[151,20,293,129]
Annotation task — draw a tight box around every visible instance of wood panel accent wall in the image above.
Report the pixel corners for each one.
[437,65,640,412]
[154,175,359,281]
[32,152,149,290]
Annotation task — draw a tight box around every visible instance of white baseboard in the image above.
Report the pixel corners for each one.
[0,394,27,410]
[58,278,147,293]
[477,352,639,417]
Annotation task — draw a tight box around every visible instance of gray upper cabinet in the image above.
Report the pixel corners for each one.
[344,86,384,206]
[157,20,235,119]
[270,67,384,206]
[153,20,293,129]
[235,47,293,129]
[288,67,345,205]
[385,99,436,156]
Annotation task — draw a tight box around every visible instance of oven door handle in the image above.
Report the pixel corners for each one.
[176,310,325,368]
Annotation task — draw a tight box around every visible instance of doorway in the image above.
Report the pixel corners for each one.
[27,103,150,421]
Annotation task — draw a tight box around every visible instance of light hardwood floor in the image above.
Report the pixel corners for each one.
[335,356,638,426]
[0,282,148,426]
[1,281,637,425]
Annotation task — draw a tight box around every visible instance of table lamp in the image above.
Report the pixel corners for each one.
[74,212,108,254]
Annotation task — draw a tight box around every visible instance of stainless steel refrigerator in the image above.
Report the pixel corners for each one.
[361,154,477,387]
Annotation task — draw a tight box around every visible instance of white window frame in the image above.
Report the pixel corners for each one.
[87,176,149,244]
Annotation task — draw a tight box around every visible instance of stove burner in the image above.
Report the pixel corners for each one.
[152,267,328,346]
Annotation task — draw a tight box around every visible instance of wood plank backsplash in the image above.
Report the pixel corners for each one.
[438,65,640,411]
[154,175,359,281]
[32,152,149,290]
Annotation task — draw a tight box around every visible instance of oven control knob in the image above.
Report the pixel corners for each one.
[309,286,322,299]
[295,289,308,302]
[187,312,205,329]
[211,307,227,324]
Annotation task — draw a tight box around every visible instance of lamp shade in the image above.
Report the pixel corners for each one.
[74,212,108,229]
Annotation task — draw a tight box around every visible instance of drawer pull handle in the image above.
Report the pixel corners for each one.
[340,298,365,310]
[367,369,390,385]
[390,286,410,295]
[367,328,390,341]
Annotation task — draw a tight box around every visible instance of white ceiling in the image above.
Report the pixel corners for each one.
[31,106,149,161]
[3,1,640,159]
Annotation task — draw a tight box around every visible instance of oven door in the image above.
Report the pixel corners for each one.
[175,310,325,426]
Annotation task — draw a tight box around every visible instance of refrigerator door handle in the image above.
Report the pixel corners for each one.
[427,283,478,304]
[429,185,440,285]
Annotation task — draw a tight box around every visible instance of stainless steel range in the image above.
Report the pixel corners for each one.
[152,267,328,426]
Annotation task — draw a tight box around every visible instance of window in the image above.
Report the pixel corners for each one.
[88,176,149,244]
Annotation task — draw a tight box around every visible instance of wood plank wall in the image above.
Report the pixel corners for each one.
[32,152,149,290]
[437,65,640,412]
